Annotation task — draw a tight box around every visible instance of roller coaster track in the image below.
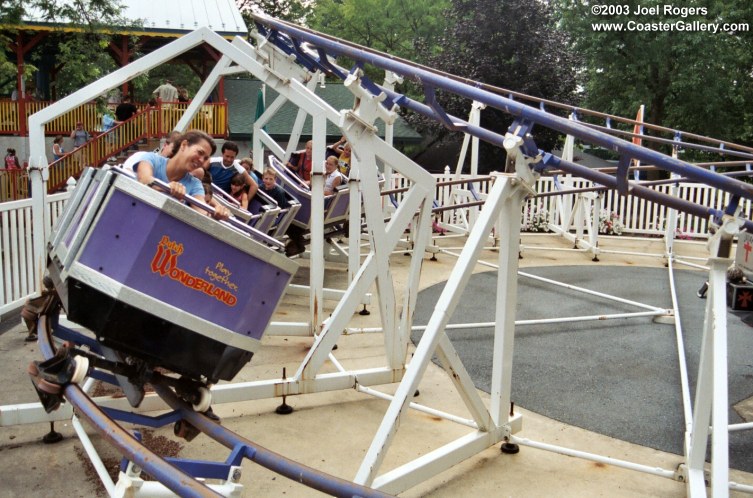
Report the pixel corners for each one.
[253,13,753,162]
[16,14,753,497]
[34,314,390,498]
[251,12,753,233]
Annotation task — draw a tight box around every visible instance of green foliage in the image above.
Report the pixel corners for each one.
[413,0,581,170]
[134,64,202,103]
[554,0,753,148]
[238,0,312,25]
[305,0,450,86]
[0,0,138,99]
[309,0,451,62]
[45,36,118,97]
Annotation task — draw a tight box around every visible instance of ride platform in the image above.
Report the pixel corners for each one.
[3,235,752,497]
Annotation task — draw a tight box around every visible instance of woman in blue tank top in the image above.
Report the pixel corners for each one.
[133,130,230,221]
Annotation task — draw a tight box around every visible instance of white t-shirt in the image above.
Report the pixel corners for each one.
[123,151,149,172]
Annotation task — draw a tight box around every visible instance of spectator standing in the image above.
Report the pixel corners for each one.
[178,87,190,103]
[70,121,90,165]
[101,108,121,133]
[4,148,20,169]
[152,79,179,103]
[70,121,90,148]
[52,137,65,161]
[115,96,138,122]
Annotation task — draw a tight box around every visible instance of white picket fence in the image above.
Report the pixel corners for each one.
[391,167,752,239]
[0,188,72,317]
[1,169,745,317]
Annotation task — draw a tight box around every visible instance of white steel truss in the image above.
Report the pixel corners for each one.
[5,22,749,497]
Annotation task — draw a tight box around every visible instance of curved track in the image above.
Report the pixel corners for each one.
[35,314,391,498]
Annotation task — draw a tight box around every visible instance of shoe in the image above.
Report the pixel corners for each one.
[28,363,63,413]
[697,281,708,298]
[24,333,37,342]
[203,407,220,422]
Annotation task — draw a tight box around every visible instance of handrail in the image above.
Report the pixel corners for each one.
[46,107,157,192]
[146,176,284,250]
[0,169,30,202]
[4,98,227,198]
[0,99,227,137]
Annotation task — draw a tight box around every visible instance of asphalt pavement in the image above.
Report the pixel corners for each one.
[413,265,753,472]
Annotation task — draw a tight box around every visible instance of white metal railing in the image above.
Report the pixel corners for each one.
[390,167,752,239]
[0,183,73,317]
[1,170,743,315]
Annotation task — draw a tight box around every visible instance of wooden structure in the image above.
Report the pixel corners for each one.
[2,0,246,136]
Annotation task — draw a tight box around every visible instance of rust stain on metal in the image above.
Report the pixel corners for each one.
[313,295,319,331]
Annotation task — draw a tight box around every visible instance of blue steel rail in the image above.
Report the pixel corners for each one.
[36,316,391,498]
[258,15,753,163]
[254,14,753,162]
[252,13,753,231]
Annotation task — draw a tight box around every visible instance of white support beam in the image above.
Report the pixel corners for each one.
[354,174,526,487]
[434,334,493,431]
[489,183,530,424]
[687,257,728,497]
[372,426,520,495]
[308,112,328,337]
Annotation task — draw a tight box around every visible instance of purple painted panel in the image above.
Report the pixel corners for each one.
[63,179,102,248]
[77,189,159,282]
[253,212,275,233]
[325,190,350,221]
[285,182,311,227]
[78,189,292,340]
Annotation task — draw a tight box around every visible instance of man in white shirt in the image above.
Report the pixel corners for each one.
[152,79,179,103]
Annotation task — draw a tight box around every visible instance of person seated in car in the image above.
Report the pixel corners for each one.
[133,130,229,220]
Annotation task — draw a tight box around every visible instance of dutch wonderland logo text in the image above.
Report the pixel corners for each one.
[150,235,237,306]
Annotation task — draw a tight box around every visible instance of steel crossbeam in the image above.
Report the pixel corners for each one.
[8,12,753,497]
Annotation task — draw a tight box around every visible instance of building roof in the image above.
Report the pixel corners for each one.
[19,0,248,38]
[224,79,423,143]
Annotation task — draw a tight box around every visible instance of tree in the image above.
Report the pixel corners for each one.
[308,0,451,63]
[237,0,312,27]
[555,0,753,150]
[416,0,581,169]
[1,0,131,98]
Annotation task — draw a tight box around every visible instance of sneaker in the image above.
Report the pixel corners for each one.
[203,407,220,422]
[697,281,709,298]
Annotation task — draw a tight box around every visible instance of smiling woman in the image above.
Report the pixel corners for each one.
[133,129,229,220]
